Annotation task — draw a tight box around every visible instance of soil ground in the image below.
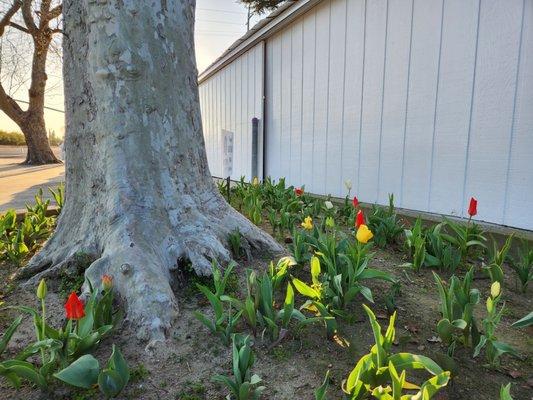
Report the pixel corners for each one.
[0,222,531,400]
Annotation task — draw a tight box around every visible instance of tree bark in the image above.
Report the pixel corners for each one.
[20,113,60,165]
[21,0,282,342]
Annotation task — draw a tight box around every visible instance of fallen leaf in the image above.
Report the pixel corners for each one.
[427,336,442,343]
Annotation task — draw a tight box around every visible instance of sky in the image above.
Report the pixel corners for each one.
[0,0,263,137]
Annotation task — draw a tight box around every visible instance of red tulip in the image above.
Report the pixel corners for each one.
[294,187,304,197]
[356,210,365,229]
[468,197,477,217]
[65,292,85,320]
[353,196,359,208]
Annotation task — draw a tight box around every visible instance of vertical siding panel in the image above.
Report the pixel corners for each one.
[290,21,304,186]
[222,69,228,176]
[255,43,265,180]
[325,0,347,196]
[265,40,274,179]
[247,50,255,179]
[235,58,242,180]
[401,0,443,211]
[378,0,412,205]
[312,2,331,194]
[359,0,387,203]
[505,0,533,230]
[300,12,317,190]
[341,0,365,197]
[267,35,282,180]
[218,73,224,175]
[229,64,236,179]
[464,0,522,223]
[429,0,478,217]
[281,30,293,184]
[241,54,249,179]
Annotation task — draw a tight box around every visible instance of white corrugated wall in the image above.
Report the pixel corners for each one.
[199,43,264,181]
[199,0,533,231]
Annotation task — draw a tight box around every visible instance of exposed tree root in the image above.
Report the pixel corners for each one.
[19,193,283,344]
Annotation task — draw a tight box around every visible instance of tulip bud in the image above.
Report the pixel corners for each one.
[490,281,501,298]
[324,201,334,210]
[252,177,259,186]
[325,216,335,228]
[486,297,494,313]
[36,279,47,300]
[102,274,113,291]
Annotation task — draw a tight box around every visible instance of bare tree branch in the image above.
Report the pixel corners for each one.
[0,81,25,124]
[8,20,28,32]
[47,4,60,20]
[21,0,37,33]
[0,0,22,35]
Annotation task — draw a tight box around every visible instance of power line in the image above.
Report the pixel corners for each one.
[197,7,247,15]
[13,98,64,113]
[196,19,244,26]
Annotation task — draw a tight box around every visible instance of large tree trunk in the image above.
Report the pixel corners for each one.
[21,113,60,165]
[20,0,282,342]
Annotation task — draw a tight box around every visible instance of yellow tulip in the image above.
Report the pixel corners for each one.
[490,281,501,298]
[356,224,373,244]
[252,177,259,186]
[301,216,313,230]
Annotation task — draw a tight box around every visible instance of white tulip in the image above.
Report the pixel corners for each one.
[344,179,352,192]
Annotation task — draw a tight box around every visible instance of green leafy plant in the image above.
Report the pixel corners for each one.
[0,277,123,396]
[342,305,450,399]
[367,194,403,248]
[424,223,462,272]
[314,370,330,400]
[441,217,486,260]
[511,311,533,328]
[291,257,338,340]
[473,282,519,367]
[384,281,401,315]
[223,268,313,341]
[49,183,65,212]
[212,334,265,400]
[193,262,242,345]
[433,269,480,353]
[54,344,129,398]
[228,229,244,259]
[483,235,513,284]
[268,256,296,291]
[508,239,533,293]
[304,231,395,312]
[403,217,427,272]
[500,383,514,400]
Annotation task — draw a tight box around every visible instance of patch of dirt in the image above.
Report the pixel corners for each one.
[0,233,532,400]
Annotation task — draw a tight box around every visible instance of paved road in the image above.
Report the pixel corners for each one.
[0,146,64,212]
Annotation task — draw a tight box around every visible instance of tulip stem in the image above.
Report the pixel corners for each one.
[40,298,46,365]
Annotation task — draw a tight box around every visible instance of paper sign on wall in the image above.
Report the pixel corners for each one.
[222,129,234,178]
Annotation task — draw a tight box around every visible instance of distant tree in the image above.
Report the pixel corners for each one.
[0,0,61,165]
[239,0,285,14]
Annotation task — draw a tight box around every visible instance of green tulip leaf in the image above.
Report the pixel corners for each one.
[54,354,100,389]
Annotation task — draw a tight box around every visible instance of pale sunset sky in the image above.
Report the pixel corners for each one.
[0,0,263,137]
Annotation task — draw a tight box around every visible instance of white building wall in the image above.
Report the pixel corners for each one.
[200,0,533,230]
[263,0,533,230]
[199,43,264,180]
